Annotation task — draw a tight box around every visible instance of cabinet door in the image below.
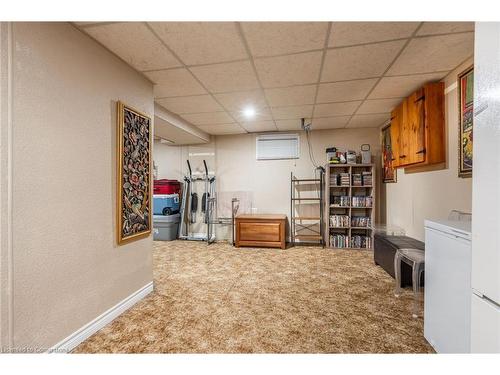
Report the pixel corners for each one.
[390,104,402,167]
[406,88,426,164]
[392,101,411,167]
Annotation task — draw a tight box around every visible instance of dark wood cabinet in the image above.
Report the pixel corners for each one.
[390,82,445,169]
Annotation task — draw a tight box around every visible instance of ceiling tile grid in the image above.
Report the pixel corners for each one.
[84,22,181,71]
[321,40,407,82]
[241,22,329,57]
[78,21,475,134]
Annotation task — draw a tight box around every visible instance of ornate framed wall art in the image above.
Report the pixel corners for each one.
[381,124,397,183]
[458,66,473,178]
[116,101,152,244]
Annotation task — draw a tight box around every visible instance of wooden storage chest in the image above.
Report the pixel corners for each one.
[235,214,286,249]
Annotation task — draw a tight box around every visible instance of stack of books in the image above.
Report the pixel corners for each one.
[330,173,340,186]
[352,196,373,207]
[340,173,350,186]
[351,235,372,249]
[330,215,350,227]
[362,171,372,186]
[352,173,362,186]
[330,234,350,248]
[351,216,372,227]
[331,195,350,207]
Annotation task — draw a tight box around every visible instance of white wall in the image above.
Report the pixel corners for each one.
[153,140,184,181]
[155,127,381,240]
[385,58,474,241]
[1,22,154,350]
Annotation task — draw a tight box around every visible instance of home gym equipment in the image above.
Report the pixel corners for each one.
[178,160,216,243]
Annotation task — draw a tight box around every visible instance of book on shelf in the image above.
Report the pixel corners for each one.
[329,215,350,227]
[351,173,362,186]
[330,234,350,248]
[350,235,372,249]
[351,216,372,227]
[330,173,339,186]
[351,196,373,208]
[329,234,372,249]
[362,171,372,186]
[340,173,350,186]
[331,195,350,207]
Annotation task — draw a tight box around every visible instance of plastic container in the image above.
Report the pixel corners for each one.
[153,179,181,195]
[153,213,180,241]
[153,194,180,215]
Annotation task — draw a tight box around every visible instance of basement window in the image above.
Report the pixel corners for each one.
[256,133,300,160]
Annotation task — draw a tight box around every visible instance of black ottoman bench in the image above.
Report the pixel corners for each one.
[374,233,425,287]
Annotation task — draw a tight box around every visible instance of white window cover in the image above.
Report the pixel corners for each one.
[256,133,300,160]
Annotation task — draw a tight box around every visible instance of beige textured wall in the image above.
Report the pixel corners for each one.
[385,58,474,241]
[8,23,154,349]
[153,140,184,181]
[155,127,382,240]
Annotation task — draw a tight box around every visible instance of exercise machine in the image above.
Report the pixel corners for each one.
[178,159,216,243]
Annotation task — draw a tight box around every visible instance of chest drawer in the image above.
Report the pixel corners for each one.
[239,222,281,242]
[235,215,286,249]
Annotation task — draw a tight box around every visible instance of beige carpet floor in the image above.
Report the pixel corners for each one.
[74,240,434,353]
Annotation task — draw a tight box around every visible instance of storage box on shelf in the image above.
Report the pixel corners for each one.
[326,163,375,250]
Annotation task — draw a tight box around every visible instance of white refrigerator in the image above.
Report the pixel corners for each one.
[471,22,500,353]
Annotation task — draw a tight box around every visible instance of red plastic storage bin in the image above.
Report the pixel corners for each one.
[153,179,181,195]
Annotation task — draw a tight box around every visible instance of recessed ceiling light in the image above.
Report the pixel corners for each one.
[242,106,256,119]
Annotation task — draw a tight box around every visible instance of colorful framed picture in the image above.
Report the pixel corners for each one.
[381,124,397,183]
[458,66,473,178]
[116,101,152,244]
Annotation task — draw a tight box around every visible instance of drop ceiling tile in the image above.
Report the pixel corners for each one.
[214,90,268,112]
[275,119,303,131]
[264,85,317,107]
[241,22,328,57]
[357,98,403,114]
[148,22,247,65]
[74,22,111,26]
[181,112,234,125]
[271,105,313,120]
[329,22,420,47]
[368,72,446,99]
[314,101,361,117]
[321,40,406,82]
[145,68,206,97]
[255,51,323,88]
[311,116,351,129]
[317,79,378,103]
[388,33,474,76]
[190,61,260,93]
[84,22,181,71]
[197,123,246,135]
[231,107,273,122]
[417,22,474,36]
[240,120,277,132]
[156,95,224,114]
[347,114,389,128]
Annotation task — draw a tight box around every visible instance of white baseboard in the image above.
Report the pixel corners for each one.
[48,281,154,353]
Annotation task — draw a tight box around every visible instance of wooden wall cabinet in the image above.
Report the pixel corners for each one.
[390,82,445,169]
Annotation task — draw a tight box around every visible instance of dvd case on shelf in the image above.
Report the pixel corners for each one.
[330,215,350,227]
